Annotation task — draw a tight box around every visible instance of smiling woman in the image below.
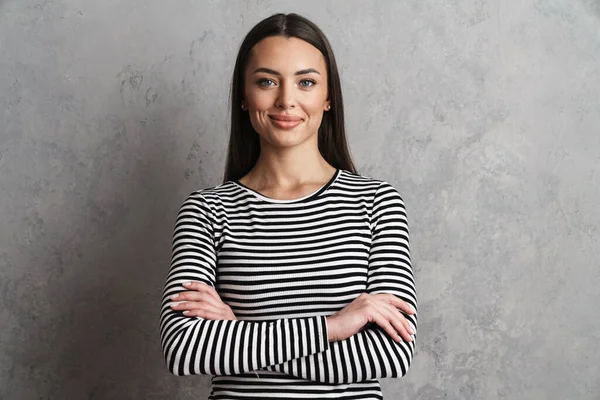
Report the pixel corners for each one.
[159,13,418,400]
[242,36,330,148]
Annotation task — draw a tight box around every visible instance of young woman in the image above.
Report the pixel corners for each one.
[160,13,418,399]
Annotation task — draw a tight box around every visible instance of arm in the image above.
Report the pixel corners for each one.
[266,181,417,383]
[160,192,329,376]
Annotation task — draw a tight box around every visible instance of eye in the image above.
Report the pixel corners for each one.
[257,78,276,87]
[299,79,316,88]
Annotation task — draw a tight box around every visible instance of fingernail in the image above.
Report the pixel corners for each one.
[170,294,179,299]
[409,305,416,313]
[183,310,189,315]
[183,282,191,286]
[409,327,414,334]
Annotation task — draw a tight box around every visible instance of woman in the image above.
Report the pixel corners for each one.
[160,12,417,399]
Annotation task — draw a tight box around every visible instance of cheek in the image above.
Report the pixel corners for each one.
[305,99,326,118]
[307,109,325,128]
[246,88,272,110]
[305,88,328,115]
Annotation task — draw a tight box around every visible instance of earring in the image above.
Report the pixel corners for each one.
[241,104,246,110]
[326,105,331,111]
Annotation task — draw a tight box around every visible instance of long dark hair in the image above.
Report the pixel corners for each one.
[223,13,357,183]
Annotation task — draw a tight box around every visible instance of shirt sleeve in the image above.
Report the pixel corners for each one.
[265,181,417,383]
[159,192,330,376]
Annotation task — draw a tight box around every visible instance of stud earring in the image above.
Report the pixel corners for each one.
[326,105,331,110]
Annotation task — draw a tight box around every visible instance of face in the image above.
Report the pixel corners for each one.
[243,36,330,149]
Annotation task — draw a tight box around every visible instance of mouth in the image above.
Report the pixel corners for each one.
[268,114,303,129]
[269,114,303,122]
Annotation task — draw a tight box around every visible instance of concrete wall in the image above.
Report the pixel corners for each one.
[1,0,599,398]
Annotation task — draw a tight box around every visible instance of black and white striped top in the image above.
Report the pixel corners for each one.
[160,169,417,399]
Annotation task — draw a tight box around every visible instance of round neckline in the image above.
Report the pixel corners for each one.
[233,169,341,204]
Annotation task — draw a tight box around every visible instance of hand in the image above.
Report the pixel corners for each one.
[326,293,416,343]
[169,281,237,320]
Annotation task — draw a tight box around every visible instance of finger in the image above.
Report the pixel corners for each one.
[172,299,236,319]
[183,307,232,320]
[171,301,205,310]
[182,281,222,301]
[408,321,416,339]
[171,300,198,310]
[371,310,405,343]
[371,295,415,336]
[390,307,416,339]
[381,306,413,342]
[382,294,416,315]
[182,304,220,315]
[171,291,224,309]
[170,291,203,301]
[382,302,414,336]
[176,302,234,318]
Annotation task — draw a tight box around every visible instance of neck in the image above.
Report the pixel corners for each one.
[245,138,336,189]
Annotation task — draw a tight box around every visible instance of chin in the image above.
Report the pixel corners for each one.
[262,130,313,148]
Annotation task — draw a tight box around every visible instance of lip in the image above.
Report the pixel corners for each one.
[269,114,303,121]
[269,115,303,129]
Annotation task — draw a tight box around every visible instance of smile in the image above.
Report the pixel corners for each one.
[269,115,303,129]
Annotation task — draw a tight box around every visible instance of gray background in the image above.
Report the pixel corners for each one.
[1,0,599,399]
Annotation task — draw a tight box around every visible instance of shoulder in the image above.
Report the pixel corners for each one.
[338,169,403,200]
[184,181,238,205]
[177,181,240,220]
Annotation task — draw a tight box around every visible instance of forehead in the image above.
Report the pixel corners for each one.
[247,36,327,73]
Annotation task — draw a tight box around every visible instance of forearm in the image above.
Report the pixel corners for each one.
[160,304,329,376]
[162,193,333,376]
[266,319,416,383]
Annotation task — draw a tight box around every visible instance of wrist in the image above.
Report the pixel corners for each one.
[325,316,338,342]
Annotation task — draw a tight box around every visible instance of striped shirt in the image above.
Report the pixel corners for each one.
[160,169,417,399]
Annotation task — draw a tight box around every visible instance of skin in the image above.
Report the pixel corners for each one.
[240,35,336,199]
[170,35,416,343]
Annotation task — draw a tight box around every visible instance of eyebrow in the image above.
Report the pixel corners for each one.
[253,67,321,76]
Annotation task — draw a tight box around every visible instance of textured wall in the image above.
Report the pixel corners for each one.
[1,0,599,399]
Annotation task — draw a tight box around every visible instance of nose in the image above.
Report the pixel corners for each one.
[276,81,295,109]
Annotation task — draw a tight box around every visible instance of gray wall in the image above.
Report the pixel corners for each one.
[1,0,599,399]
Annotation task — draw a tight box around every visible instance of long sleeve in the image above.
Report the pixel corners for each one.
[159,192,329,376]
[266,181,417,383]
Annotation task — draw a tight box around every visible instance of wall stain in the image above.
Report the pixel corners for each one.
[186,141,201,161]
[189,30,216,76]
[6,78,22,109]
[145,87,158,106]
[117,65,144,97]
[33,0,52,10]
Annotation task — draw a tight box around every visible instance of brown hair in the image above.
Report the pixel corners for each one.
[223,13,357,183]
